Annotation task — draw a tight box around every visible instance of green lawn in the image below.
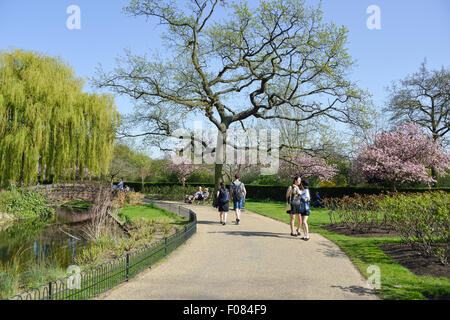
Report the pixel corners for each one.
[62,200,93,208]
[118,203,189,229]
[245,200,450,300]
[245,200,331,228]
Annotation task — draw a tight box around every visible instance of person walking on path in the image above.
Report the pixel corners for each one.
[300,180,311,241]
[230,174,246,225]
[216,182,229,225]
[286,176,302,237]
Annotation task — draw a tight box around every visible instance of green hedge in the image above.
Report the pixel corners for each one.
[122,181,214,191]
[240,186,450,202]
[123,181,450,202]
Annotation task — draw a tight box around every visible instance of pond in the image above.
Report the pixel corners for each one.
[0,206,123,270]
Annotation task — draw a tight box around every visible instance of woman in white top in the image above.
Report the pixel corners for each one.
[300,180,311,241]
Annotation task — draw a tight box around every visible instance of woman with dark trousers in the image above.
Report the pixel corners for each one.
[216,182,229,225]
[286,176,302,237]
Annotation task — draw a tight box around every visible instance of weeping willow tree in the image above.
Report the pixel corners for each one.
[0,49,120,187]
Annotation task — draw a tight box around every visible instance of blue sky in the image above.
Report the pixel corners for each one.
[1,0,449,143]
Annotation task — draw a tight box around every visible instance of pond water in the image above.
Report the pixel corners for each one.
[0,207,122,270]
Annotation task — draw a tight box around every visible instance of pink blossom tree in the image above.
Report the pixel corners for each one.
[166,154,211,186]
[167,162,197,187]
[353,122,450,190]
[279,154,338,182]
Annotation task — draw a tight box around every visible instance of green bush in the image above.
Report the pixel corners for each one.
[112,190,145,207]
[20,263,66,290]
[0,269,18,299]
[378,191,449,265]
[0,187,54,218]
[129,218,155,244]
[74,245,104,267]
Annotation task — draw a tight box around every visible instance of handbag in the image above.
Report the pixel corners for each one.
[286,197,291,213]
[286,191,294,213]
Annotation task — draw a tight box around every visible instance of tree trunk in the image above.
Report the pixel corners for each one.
[19,152,25,187]
[214,162,223,189]
[214,129,226,190]
[431,133,439,187]
[430,166,438,187]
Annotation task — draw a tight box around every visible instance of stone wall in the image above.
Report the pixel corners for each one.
[27,183,104,203]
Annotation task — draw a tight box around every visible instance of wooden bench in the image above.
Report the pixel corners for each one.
[184,193,211,205]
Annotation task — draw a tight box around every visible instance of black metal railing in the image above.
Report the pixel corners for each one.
[9,201,197,300]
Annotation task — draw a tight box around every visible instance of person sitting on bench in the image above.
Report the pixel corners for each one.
[194,186,203,200]
[313,192,324,208]
[199,188,210,204]
[185,186,204,204]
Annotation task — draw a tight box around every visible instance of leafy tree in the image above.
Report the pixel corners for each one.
[108,143,154,187]
[94,0,371,188]
[186,168,215,184]
[0,49,119,187]
[132,152,153,189]
[108,144,139,182]
[353,122,450,190]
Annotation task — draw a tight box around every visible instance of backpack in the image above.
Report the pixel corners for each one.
[218,188,229,204]
[290,185,301,206]
[232,181,245,201]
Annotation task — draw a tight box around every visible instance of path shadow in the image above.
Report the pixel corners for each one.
[196,220,224,225]
[331,285,376,297]
[210,230,293,239]
[315,241,346,258]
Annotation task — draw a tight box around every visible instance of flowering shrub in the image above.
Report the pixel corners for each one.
[377,191,449,265]
[324,194,388,232]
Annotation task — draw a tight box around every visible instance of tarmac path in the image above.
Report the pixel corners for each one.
[99,203,379,300]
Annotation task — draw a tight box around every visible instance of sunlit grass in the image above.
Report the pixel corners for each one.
[62,200,93,208]
[119,203,189,229]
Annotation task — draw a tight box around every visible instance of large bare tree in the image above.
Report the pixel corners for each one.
[384,60,450,146]
[93,0,372,188]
